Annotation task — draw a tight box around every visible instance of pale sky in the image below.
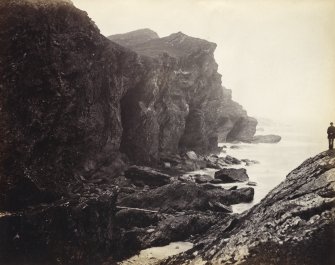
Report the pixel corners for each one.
[72,0,335,128]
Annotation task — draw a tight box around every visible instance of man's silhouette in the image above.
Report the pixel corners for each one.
[327,122,335,150]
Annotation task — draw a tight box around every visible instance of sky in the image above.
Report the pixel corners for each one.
[72,0,335,130]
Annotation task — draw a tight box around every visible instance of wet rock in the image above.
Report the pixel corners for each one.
[178,175,193,183]
[204,155,229,169]
[141,212,225,249]
[201,183,222,190]
[224,155,242,165]
[115,208,160,229]
[0,188,118,265]
[160,153,183,166]
[118,182,254,213]
[193,174,213,184]
[209,201,233,213]
[214,168,249,183]
[164,151,335,265]
[252,134,281,143]
[209,179,225,184]
[124,166,171,187]
[206,187,254,205]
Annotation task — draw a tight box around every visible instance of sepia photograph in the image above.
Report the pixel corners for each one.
[0,0,334,264]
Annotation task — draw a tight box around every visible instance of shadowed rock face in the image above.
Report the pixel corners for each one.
[0,188,118,265]
[164,150,335,265]
[109,30,257,163]
[0,0,142,207]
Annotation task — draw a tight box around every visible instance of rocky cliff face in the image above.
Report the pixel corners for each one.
[109,29,257,164]
[0,0,143,208]
[0,1,137,263]
[0,0,257,206]
[164,150,335,265]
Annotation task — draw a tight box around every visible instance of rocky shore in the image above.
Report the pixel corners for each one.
[0,1,330,265]
[163,150,335,265]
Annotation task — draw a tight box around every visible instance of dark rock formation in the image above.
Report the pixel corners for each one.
[124,165,171,187]
[164,150,335,265]
[115,208,160,229]
[225,116,258,142]
[224,155,242,165]
[109,29,257,163]
[141,212,222,248]
[118,182,254,212]
[252,134,282,143]
[0,186,118,265]
[193,174,213,184]
[0,0,142,208]
[0,0,139,264]
[214,168,249,183]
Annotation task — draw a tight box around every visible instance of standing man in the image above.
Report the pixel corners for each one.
[327,122,335,150]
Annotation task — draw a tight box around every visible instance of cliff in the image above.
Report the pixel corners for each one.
[0,0,144,208]
[0,0,138,263]
[0,0,257,206]
[0,1,256,263]
[109,29,257,163]
[164,150,335,265]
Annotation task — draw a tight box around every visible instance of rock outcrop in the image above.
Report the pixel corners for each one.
[109,29,257,164]
[124,165,171,187]
[0,0,142,208]
[0,185,119,265]
[164,150,335,265]
[118,182,254,212]
[214,168,249,183]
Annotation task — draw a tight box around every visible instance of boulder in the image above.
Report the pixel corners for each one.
[224,155,242,165]
[124,166,171,187]
[214,168,249,183]
[205,155,228,169]
[193,174,213,184]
